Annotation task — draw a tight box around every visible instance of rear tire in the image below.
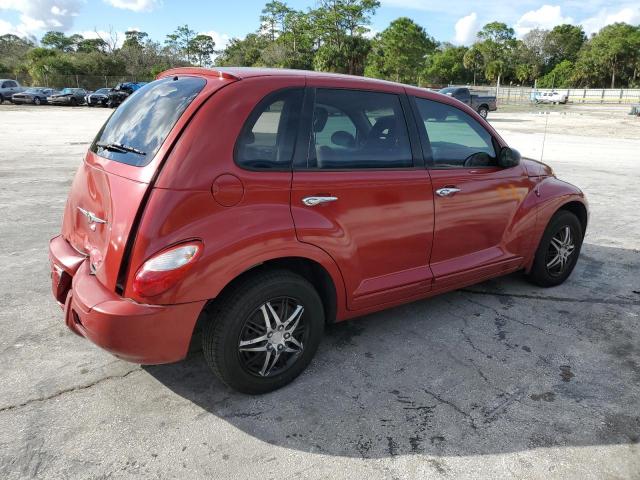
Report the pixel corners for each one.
[527,210,583,287]
[70,98,77,107]
[0,94,4,104]
[203,270,325,394]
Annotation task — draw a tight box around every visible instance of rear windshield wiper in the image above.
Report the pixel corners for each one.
[96,142,146,156]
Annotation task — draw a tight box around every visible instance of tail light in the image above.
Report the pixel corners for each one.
[132,241,202,298]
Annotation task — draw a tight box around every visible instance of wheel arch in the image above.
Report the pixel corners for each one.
[556,200,588,237]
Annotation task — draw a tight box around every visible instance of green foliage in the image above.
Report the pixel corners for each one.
[537,60,574,88]
[423,45,470,85]
[365,17,436,84]
[544,24,585,66]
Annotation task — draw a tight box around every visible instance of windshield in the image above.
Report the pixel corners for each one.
[90,76,206,167]
[439,87,457,94]
[25,88,42,94]
[61,88,74,94]
[94,88,110,94]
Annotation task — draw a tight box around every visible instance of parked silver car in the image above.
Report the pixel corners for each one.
[0,79,25,103]
[12,87,57,105]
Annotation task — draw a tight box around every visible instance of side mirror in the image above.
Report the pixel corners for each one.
[498,147,521,168]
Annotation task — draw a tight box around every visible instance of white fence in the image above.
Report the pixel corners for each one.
[468,86,640,105]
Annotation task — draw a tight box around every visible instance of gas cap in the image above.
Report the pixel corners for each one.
[211,174,244,207]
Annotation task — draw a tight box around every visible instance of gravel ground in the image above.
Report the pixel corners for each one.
[0,103,638,480]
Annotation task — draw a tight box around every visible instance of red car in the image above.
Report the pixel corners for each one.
[49,68,588,394]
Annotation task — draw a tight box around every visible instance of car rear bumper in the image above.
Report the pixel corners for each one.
[49,235,206,364]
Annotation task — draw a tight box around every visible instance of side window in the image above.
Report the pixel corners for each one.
[414,97,496,168]
[308,89,413,169]
[235,88,303,170]
[1,82,8,88]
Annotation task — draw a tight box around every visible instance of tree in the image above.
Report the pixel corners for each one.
[76,38,108,54]
[476,22,517,84]
[463,45,484,85]
[0,34,34,73]
[41,31,77,52]
[423,45,469,85]
[584,23,640,88]
[123,30,149,50]
[310,0,380,74]
[365,17,436,84]
[216,34,269,67]
[260,1,292,41]
[543,24,585,68]
[189,35,216,67]
[537,60,574,88]
[165,24,197,63]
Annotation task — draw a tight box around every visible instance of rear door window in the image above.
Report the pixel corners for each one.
[90,76,206,166]
[307,89,413,169]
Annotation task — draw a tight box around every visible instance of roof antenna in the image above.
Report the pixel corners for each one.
[540,108,550,163]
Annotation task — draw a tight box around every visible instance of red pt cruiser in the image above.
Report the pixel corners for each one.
[49,68,588,393]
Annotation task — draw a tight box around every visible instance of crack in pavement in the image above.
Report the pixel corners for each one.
[423,388,478,430]
[462,289,640,307]
[0,368,142,413]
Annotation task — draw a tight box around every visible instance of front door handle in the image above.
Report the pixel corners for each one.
[436,187,461,197]
[302,196,338,206]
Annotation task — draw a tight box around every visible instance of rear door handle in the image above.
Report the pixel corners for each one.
[302,196,338,206]
[436,187,461,197]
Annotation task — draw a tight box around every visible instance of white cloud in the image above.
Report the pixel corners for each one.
[0,0,82,33]
[103,0,159,12]
[453,12,478,45]
[514,5,573,36]
[580,6,640,35]
[200,30,230,51]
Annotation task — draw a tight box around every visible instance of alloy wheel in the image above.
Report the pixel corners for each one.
[237,297,307,378]
[545,225,575,277]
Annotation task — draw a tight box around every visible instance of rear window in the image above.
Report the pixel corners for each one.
[90,76,206,167]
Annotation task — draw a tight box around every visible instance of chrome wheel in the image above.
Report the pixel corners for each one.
[546,225,575,277]
[238,297,307,377]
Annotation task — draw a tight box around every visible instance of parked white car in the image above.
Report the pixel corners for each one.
[534,91,568,104]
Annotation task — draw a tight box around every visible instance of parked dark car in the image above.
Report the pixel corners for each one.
[0,79,24,103]
[107,82,146,108]
[86,88,113,107]
[12,87,57,105]
[439,87,497,118]
[49,68,588,394]
[48,88,88,106]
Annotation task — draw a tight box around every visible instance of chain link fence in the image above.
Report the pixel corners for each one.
[0,73,154,91]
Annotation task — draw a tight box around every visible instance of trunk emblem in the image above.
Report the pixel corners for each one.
[77,207,107,231]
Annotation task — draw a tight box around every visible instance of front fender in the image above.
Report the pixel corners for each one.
[524,177,588,272]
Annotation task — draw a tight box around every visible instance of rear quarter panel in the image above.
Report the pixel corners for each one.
[125,76,347,310]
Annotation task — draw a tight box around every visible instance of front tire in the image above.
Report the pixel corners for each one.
[478,106,488,119]
[203,270,325,394]
[527,210,583,287]
[34,97,42,105]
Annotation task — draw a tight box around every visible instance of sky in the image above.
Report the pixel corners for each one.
[1,0,639,49]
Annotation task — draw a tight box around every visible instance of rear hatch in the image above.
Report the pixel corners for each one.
[61,74,235,292]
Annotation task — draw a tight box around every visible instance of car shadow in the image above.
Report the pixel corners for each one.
[144,243,640,458]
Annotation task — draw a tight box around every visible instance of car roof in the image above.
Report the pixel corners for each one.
[159,67,409,89]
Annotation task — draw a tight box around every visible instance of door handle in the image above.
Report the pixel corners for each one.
[302,196,338,206]
[436,187,461,197]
